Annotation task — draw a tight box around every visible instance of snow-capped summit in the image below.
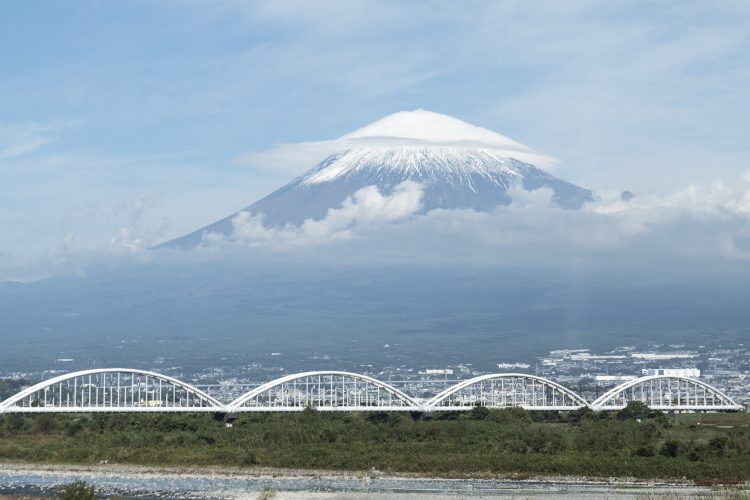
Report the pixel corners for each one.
[342,109,532,150]
[159,111,592,248]
[334,109,554,168]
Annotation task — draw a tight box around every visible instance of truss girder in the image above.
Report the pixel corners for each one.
[0,370,743,413]
[0,368,223,412]
[590,375,743,411]
[425,373,589,410]
[228,371,420,411]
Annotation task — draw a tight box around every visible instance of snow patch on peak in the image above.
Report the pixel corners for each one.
[299,146,524,188]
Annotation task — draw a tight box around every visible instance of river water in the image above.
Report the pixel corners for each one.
[0,464,735,499]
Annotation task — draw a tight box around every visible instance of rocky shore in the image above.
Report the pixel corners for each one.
[0,462,746,499]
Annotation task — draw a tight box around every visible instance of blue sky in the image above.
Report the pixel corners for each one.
[1,1,749,265]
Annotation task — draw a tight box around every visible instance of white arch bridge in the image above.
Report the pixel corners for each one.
[0,369,743,414]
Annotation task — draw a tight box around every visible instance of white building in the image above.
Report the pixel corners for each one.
[641,368,700,378]
[631,353,696,360]
[595,375,637,382]
[420,369,453,375]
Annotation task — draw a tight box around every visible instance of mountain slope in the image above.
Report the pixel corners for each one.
[159,111,592,248]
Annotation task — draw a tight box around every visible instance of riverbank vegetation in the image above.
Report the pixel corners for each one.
[0,404,749,483]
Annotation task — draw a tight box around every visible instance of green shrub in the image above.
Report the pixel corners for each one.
[617,401,651,420]
[487,407,532,424]
[65,419,85,437]
[0,411,748,482]
[32,414,57,434]
[241,449,258,465]
[470,405,490,420]
[366,411,390,424]
[634,445,655,457]
[57,480,97,500]
[660,440,679,458]
[708,436,728,456]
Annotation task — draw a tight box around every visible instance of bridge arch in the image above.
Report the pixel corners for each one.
[0,368,224,413]
[425,373,589,411]
[228,371,420,411]
[591,375,743,411]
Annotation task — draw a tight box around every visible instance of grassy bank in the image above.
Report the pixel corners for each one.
[1,406,749,483]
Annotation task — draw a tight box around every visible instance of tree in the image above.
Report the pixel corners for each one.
[470,405,490,420]
[617,401,650,420]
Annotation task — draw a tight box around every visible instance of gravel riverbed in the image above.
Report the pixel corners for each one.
[0,463,746,499]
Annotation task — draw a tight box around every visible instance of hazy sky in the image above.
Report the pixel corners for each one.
[1,1,749,268]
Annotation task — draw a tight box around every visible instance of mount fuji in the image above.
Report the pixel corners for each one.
[160,110,592,248]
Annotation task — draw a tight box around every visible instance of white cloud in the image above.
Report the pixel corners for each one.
[203,180,424,247]
[0,122,70,161]
[301,179,423,238]
[238,110,557,176]
[5,171,750,282]
[195,171,750,265]
[106,190,172,254]
[108,227,145,254]
[237,140,342,175]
